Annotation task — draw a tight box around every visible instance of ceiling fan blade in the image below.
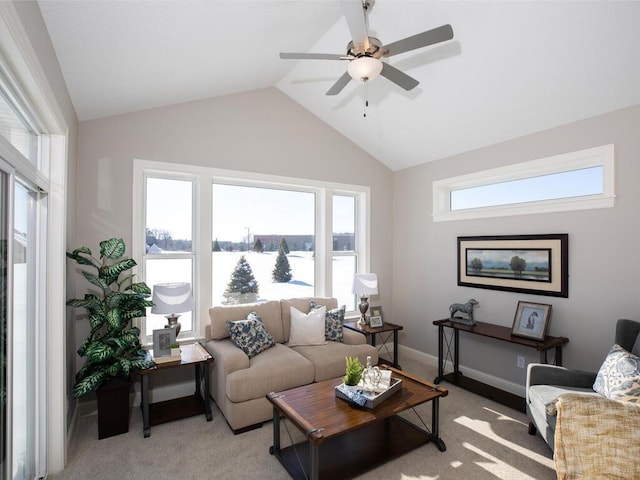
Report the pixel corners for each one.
[382,24,454,57]
[380,63,419,91]
[280,52,346,61]
[326,72,352,96]
[341,0,370,50]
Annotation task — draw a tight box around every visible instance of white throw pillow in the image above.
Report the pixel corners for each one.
[288,306,327,346]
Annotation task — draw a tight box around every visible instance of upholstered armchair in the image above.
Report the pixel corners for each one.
[526,318,640,451]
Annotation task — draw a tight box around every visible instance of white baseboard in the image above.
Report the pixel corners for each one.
[399,345,525,398]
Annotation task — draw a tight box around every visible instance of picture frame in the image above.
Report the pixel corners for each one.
[511,301,552,341]
[370,316,383,328]
[370,305,383,321]
[153,328,176,358]
[457,234,568,297]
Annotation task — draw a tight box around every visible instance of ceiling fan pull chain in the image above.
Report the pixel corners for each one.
[363,83,368,118]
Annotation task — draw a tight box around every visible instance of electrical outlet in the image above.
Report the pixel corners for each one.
[517,356,525,368]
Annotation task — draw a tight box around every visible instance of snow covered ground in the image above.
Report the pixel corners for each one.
[212,250,355,309]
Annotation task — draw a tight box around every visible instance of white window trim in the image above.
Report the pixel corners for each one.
[0,2,69,476]
[432,144,615,222]
[133,159,370,342]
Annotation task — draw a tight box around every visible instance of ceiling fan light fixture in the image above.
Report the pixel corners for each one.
[347,56,383,82]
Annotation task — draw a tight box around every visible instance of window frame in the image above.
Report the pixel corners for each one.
[133,160,370,344]
[432,144,615,222]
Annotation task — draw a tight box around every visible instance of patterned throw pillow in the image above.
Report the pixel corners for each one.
[310,301,346,343]
[226,311,275,358]
[593,343,640,404]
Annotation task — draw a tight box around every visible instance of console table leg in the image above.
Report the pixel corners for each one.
[435,325,444,383]
[555,346,563,366]
[454,330,460,375]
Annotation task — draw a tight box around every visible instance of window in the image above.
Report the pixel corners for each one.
[143,176,195,338]
[133,160,370,343]
[212,184,315,305]
[433,144,615,221]
[332,194,357,311]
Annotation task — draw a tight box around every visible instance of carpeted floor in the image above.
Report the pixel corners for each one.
[51,357,556,480]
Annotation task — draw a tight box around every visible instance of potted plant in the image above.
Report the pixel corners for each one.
[66,237,155,439]
[343,356,364,391]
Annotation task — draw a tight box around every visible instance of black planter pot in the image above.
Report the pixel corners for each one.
[96,376,133,439]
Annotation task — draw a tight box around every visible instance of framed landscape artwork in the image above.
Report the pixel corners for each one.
[457,234,568,297]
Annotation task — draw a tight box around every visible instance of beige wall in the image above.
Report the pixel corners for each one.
[393,104,640,391]
[76,86,394,341]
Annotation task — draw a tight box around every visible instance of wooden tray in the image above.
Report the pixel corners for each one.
[335,378,402,408]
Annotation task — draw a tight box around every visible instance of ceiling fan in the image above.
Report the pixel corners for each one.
[280,0,454,96]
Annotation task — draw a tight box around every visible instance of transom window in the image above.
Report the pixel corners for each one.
[433,144,614,221]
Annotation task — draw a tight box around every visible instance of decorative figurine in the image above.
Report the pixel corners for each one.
[449,299,479,326]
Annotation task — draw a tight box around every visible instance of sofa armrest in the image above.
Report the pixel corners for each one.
[205,339,250,376]
[527,363,597,390]
[343,327,366,345]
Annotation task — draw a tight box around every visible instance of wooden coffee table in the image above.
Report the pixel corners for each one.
[267,366,448,480]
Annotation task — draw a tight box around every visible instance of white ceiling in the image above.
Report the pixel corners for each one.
[38,1,640,171]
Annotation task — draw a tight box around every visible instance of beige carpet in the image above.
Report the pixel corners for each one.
[51,357,556,480]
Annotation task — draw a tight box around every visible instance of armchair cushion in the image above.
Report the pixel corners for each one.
[593,343,640,403]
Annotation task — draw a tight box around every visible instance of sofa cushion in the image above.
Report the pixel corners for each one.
[593,343,640,404]
[225,343,315,403]
[281,297,338,342]
[226,312,275,358]
[311,301,346,343]
[287,306,327,346]
[209,300,284,342]
[291,342,379,383]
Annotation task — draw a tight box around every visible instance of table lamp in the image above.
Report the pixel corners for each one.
[151,282,193,337]
[352,273,378,325]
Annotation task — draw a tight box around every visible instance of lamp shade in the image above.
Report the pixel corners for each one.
[151,282,193,314]
[347,56,383,82]
[352,273,378,296]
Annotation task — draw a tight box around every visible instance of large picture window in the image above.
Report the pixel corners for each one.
[133,161,369,343]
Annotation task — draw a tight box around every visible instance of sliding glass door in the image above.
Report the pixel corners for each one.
[0,158,40,480]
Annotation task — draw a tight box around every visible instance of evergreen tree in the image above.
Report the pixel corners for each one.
[223,255,259,304]
[212,239,221,252]
[253,238,264,253]
[279,237,290,254]
[272,249,292,283]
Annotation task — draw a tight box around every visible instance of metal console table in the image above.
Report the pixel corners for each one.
[432,319,569,412]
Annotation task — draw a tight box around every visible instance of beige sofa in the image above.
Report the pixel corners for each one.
[204,297,379,433]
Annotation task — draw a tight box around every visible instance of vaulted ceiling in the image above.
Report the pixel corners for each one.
[38,1,640,171]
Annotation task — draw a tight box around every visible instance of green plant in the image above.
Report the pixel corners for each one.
[343,356,364,386]
[67,238,155,398]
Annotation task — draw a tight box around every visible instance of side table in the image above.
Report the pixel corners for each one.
[140,342,214,438]
[343,321,403,369]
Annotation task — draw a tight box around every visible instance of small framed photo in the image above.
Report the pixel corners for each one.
[370,315,383,328]
[153,328,176,358]
[511,301,552,341]
[370,306,383,321]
